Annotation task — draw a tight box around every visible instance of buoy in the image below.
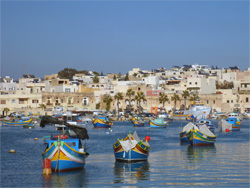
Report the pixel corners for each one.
[145,136,150,142]
[225,129,229,132]
[43,159,52,175]
[34,138,38,140]
[9,149,16,153]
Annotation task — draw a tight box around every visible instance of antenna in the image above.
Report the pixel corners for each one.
[24,64,26,75]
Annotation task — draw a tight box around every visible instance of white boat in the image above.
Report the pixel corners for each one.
[172,102,212,120]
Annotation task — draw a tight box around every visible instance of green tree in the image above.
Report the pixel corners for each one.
[114,92,124,115]
[103,94,113,111]
[181,90,190,109]
[93,76,99,83]
[93,71,99,76]
[126,89,135,111]
[58,68,78,79]
[171,93,181,111]
[189,93,200,103]
[96,102,100,109]
[113,75,117,80]
[3,107,10,116]
[159,92,169,108]
[124,73,129,81]
[78,70,89,74]
[135,91,145,114]
[39,104,47,110]
[118,72,122,78]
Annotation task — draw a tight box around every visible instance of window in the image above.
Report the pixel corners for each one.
[245,84,247,88]
[195,82,197,85]
[32,100,38,103]
[0,100,6,104]
[65,88,70,92]
[11,99,16,103]
[68,97,72,104]
[213,100,215,104]
[83,98,88,105]
[207,100,209,104]
[246,97,249,103]
[189,82,192,85]
[231,100,233,103]
[227,100,229,103]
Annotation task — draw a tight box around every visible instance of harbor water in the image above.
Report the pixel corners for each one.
[1,120,249,187]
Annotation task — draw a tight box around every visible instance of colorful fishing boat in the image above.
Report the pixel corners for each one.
[92,116,113,128]
[186,123,217,146]
[131,116,144,127]
[113,131,150,162]
[40,116,89,173]
[180,122,195,142]
[42,137,88,172]
[196,119,215,133]
[2,117,33,126]
[149,118,168,128]
[218,117,241,131]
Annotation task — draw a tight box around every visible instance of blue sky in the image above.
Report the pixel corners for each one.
[1,1,249,79]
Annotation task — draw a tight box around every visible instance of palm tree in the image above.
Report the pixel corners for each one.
[135,91,145,114]
[181,90,190,109]
[39,104,47,110]
[189,93,199,104]
[159,92,169,109]
[171,93,181,111]
[126,89,135,111]
[3,107,10,116]
[103,94,113,111]
[114,92,124,115]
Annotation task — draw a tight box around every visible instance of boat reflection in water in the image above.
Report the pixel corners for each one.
[43,169,89,188]
[186,145,216,168]
[113,161,150,184]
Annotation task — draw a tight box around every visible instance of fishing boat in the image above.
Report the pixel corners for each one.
[2,117,33,127]
[42,137,88,172]
[40,116,89,172]
[113,131,150,162]
[172,102,212,120]
[149,118,168,128]
[180,119,215,142]
[92,116,113,128]
[196,119,215,133]
[180,122,195,142]
[186,123,217,146]
[218,117,241,131]
[131,116,144,127]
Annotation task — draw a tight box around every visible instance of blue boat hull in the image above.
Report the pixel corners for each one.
[51,160,85,172]
[114,150,148,162]
[93,122,111,128]
[180,131,189,142]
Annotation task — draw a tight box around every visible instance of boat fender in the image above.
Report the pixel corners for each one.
[9,149,16,153]
[145,136,150,142]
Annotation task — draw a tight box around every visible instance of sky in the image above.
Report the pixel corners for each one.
[1,0,249,80]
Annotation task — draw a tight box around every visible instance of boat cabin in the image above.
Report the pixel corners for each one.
[62,113,81,125]
[197,119,212,125]
[225,118,237,125]
[228,113,239,118]
[45,138,83,151]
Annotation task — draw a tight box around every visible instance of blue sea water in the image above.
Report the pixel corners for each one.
[1,119,249,187]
